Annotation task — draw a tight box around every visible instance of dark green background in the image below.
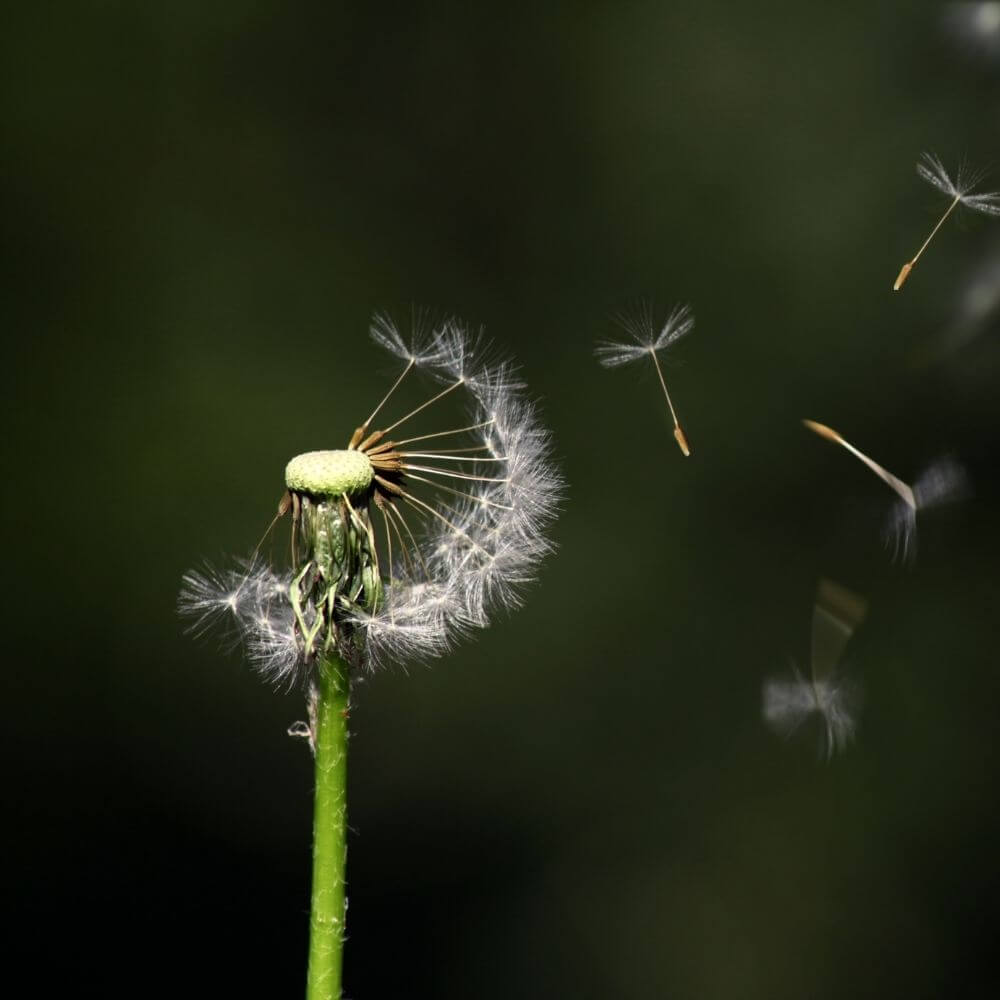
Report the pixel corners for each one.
[7,3,1000,996]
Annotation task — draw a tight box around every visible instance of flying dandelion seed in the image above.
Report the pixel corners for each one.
[595,303,695,456]
[894,153,1000,291]
[763,579,868,759]
[803,420,968,563]
[180,313,563,681]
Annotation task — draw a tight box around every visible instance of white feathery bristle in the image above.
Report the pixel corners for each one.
[883,501,919,565]
[917,152,1000,215]
[179,558,302,686]
[429,319,488,387]
[178,564,243,640]
[653,304,695,352]
[762,666,860,760]
[369,312,448,367]
[963,190,1000,215]
[245,588,300,688]
[346,580,461,671]
[917,151,960,198]
[354,319,563,670]
[594,339,651,368]
[595,302,657,367]
[179,559,272,640]
[883,455,970,564]
[595,302,694,367]
[913,455,970,509]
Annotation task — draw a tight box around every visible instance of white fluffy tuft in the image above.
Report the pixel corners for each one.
[179,559,301,687]
[883,455,970,564]
[595,303,694,368]
[917,152,1000,216]
[763,665,861,760]
[359,319,563,669]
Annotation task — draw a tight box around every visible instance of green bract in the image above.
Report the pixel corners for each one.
[289,496,381,661]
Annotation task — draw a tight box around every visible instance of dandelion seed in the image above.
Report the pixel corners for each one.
[894,152,1000,291]
[803,420,968,563]
[763,579,868,759]
[595,303,695,456]
[802,419,915,508]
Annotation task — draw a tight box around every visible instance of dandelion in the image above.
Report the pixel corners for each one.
[802,420,967,563]
[894,152,1000,291]
[179,314,561,999]
[763,579,868,759]
[595,303,695,456]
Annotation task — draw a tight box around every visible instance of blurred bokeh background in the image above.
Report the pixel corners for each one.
[6,2,1000,996]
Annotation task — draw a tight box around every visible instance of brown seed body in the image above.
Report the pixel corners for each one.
[893,262,913,291]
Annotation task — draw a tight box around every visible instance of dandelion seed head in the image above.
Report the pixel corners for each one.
[180,313,562,685]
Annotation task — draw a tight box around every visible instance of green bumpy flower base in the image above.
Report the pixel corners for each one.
[286,450,374,498]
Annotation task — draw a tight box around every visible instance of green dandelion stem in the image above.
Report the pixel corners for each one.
[306,651,350,1000]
